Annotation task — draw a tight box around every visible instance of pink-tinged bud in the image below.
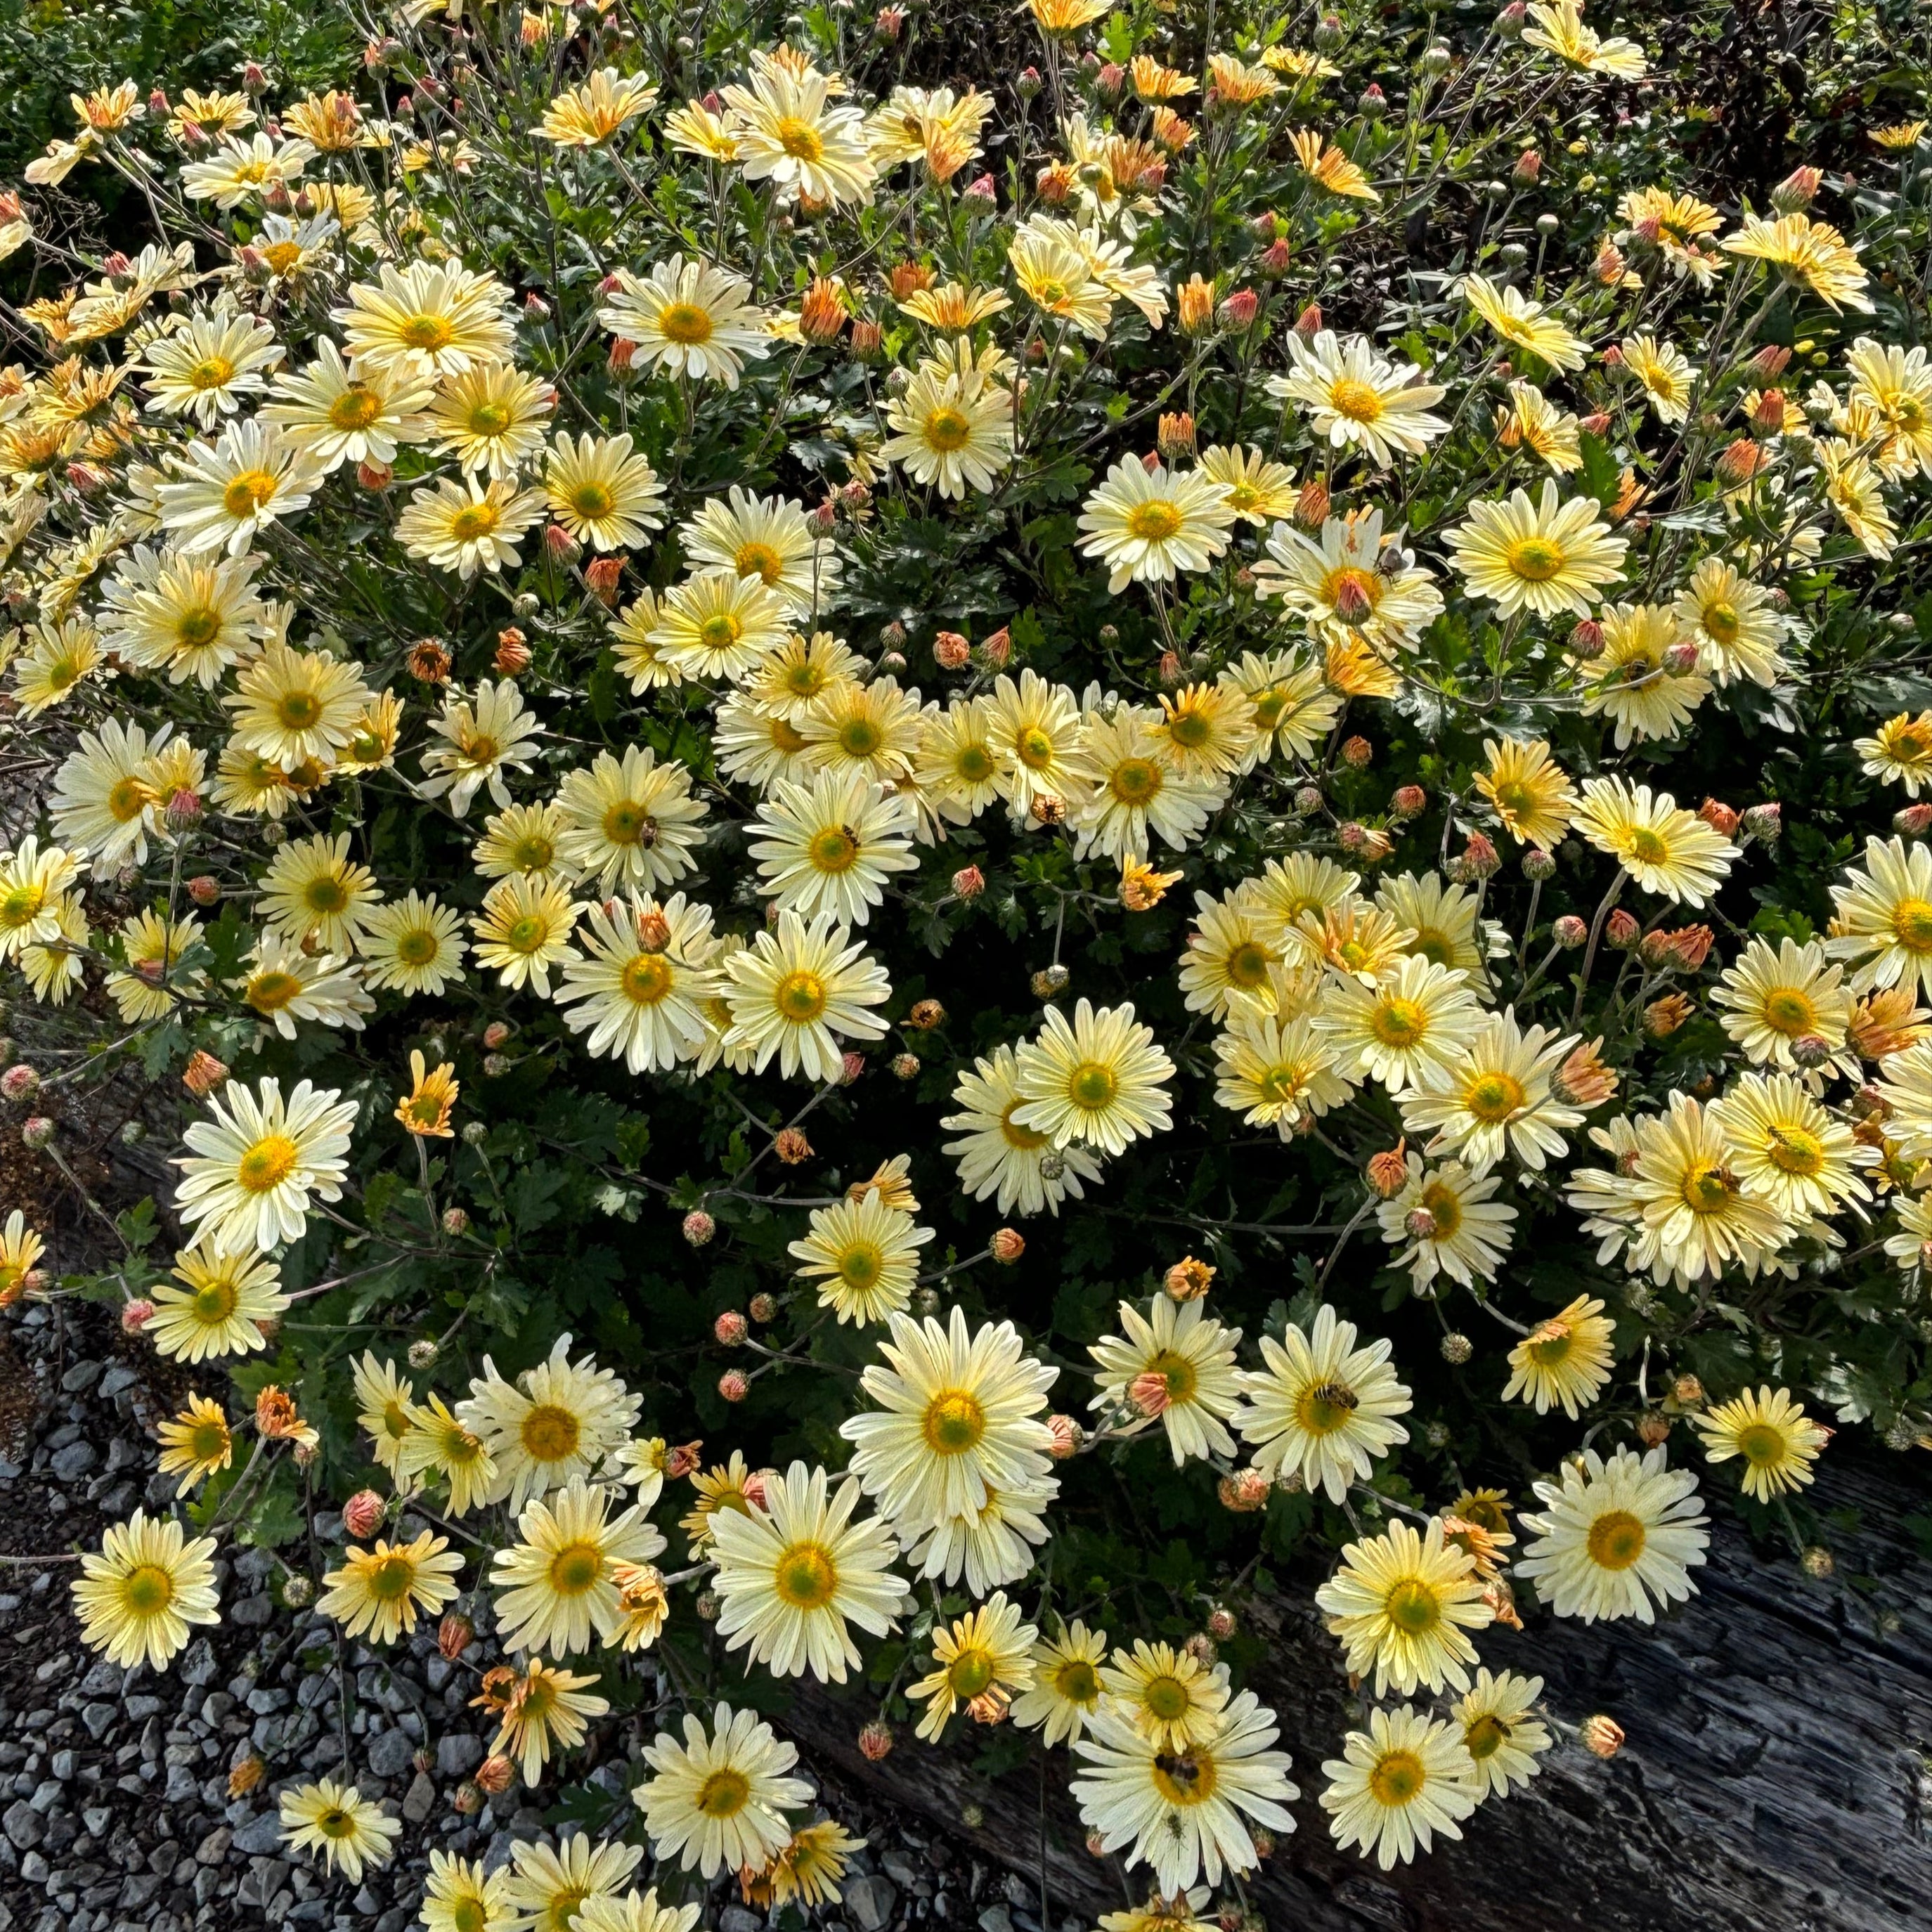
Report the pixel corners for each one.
[1640,929,1675,970]
[1661,641,1701,675]
[964,173,997,203]
[1359,82,1387,119]
[718,1368,750,1403]
[857,1720,895,1761]
[1293,302,1323,340]
[1140,450,1162,475]
[1667,925,1713,969]
[1336,821,1369,854]
[741,1469,772,1510]
[808,500,838,538]
[474,1755,514,1795]
[1405,1206,1439,1240]
[1750,389,1790,436]
[356,459,394,493]
[1096,61,1126,98]
[991,1227,1025,1263]
[1158,411,1196,460]
[596,277,624,303]
[1016,64,1042,98]
[1045,1413,1083,1458]
[1593,243,1627,286]
[1461,831,1500,878]
[1580,409,1614,436]
[1,1063,39,1103]
[933,629,971,669]
[1896,803,1932,836]
[1294,476,1330,527]
[951,864,986,900]
[242,60,267,94]
[1743,801,1782,843]
[1716,438,1765,486]
[1600,342,1626,368]
[1363,1144,1408,1197]
[584,555,625,607]
[165,786,202,830]
[1580,1713,1626,1759]
[21,1116,55,1151]
[1553,914,1589,948]
[187,874,221,912]
[1259,238,1292,278]
[182,1050,228,1096]
[495,628,531,675]
[608,337,637,373]
[748,1293,779,1325]
[1696,798,1739,836]
[1512,149,1542,184]
[121,1298,155,1335]
[682,1210,715,1247]
[1569,618,1605,660]
[714,1309,748,1346]
[1341,734,1373,768]
[1496,0,1527,34]
[1333,576,1375,625]
[343,1490,386,1540]
[841,1051,867,1084]
[544,521,581,564]
[1749,343,1792,379]
[1390,784,1427,819]
[890,1052,921,1081]
[1605,909,1641,949]
[450,1781,484,1816]
[1790,1032,1834,1069]
[1205,1605,1237,1641]
[1523,848,1557,881]
[1217,287,1259,330]
[441,1207,469,1236]
[236,245,270,281]
[1219,1467,1272,1512]
[773,1127,812,1165]
[1157,649,1184,685]
[977,625,1011,667]
[482,1021,511,1049]
[1771,164,1822,212]
[522,290,550,320]
[1128,1370,1173,1417]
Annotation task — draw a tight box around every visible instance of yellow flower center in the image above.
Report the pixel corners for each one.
[221,469,280,517]
[567,481,615,519]
[1053,1657,1098,1703]
[186,1418,229,1461]
[1761,987,1815,1035]
[521,1402,581,1463]
[776,969,827,1021]
[1370,995,1426,1049]
[1125,500,1184,543]
[1504,536,1566,583]
[924,406,973,453]
[0,883,45,928]
[1252,689,1288,728]
[602,800,654,845]
[838,1240,882,1289]
[1891,896,1932,952]
[1165,709,1212,749]
[1367,1749,1425,1808]
[304,874,350,915]
[1016,725,1056,770]
[248,969,303,1012]
[922,1389,987,1455]
[657,302,714,346]
[1257,1063,1304,1106]
[809,825,860,872]
[448,503,500,543]
[1327,376,1385,423]
[1144,1348,1198,1404]
[504,914,547,953]
[734,540,784,584]
[1224,939,1272,988]
[1735,1422,1787,1467]
[122,1563,176,1617]
[838,716,883,758]
[1420,1181,1463,1240]
[1766,1123,1824,1176]
[190,1278,239,1322]
[1294,1382,1356,1435]
[277,689,323,730]
[774,116,824,162]
[1465,1070,1526,1124]
[467,401,512,437]
[1141,1672,1193,1722]
[547,1538,604,1595]
[1526,1321,1572,1366]
[1586,1508,1647,1570]
[329,387,382,432]
[366,1553,418,1602]
[947,1645,997,1699]
[1679,1163,1734,1214]
[176,606,221,649]
[999,1101,1049,1151]
[696,1768,751,1817]
[1626,826,1669,867]
[1385,1577,1441,1635]
[1149,1749,1218,1806]
[621,954,673,1005]
[772,718,808,755]
[1109,756,1163,806]
[1891,724,1932,763]
[398,313,456,351]
[261,241,304,275]
[237,1133,299,1193]
[315,1805,358,1840]
[187,355,236,392]
[1069,1060,1119,1110]
[1701,599,1740,644]
[106,774,152,822]
[956,744,995,784]
[774,1539,839,1609]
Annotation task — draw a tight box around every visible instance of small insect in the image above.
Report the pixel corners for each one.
[1310,1380,1359,1412]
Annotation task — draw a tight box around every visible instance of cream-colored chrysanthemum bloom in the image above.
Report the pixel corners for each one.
[1258,507,1444,655]
[1179,888,1282,1021]
[749,769,918,926]
[789,1193,933,1326]
[418,678,540,818]
[278,1780,398,1885]
[149,1242,288,1361]
[319,1530,465,1646]
[634,1704,814,1879]
[418,1852,510,1932]
[394,1393,497,1517]
[1099,1638,1230,1753]
[1620,330,1698,423]
[426,362,555,478]
[1619,185,1724,282]
[1198,443,1297,524]
[725,55,877,205]
[1077,455,1236,593]
[12,618,103,715]
[333,261,515,378]
[544,431,666,550]
[396,475,545,578]
[1516,1444,1709,1622]
[1455,1668,1551,1798]
[48,718,171,869]
[1462,273,1589,370]
[259,831,383,953]
[1378,1154,1517,1290]
[1090,1296,1243,1465]
[941,1042,1106,1218]
[1709,1070,1869,1220]
[138,308,282,425]
[1213,1010,1359,1134]
[839,1306,1057,1534]
[1376,871,1505,975]
[1574,600,1711,748]
[98,544,268,687]
[1318,1704,1477,1872]
[1692,1385,1830,1500]
[237,934,370,1038]
[1268,330,1447,465]
[680,485,843,618]
[649,570,791,682]
[1858,711,1932,795]
[1233,1304,1412,1501]
[720,907,892,1082]
[72,1509,221,1669]
[909,1591,1038,1737]
[1316,952,1483,1094]
[1827,835,1932,999]
[1710,935,1853,1076]
[155,418,323,555]
[1572,775,1737,906]
[173,1076,357,1256]
[1671,555,1787,687]
[500,1836,640,1931]
[709,1460,906,1682]
[1496,378,1583,472]
[261,339,434,471]
[552,744,708,892]
[1447,479,1626,616]
[181,131,316,207]
[458,1335,642,1512]
[155,1394,233,1497]
[1071,1689,1297,1895]
[1401,1009,1583,1174]
[226,639,375,769]
[1315,1515,1493,1696]
[1625,1092,1794,1284]
[1012,997,1175,1155]
[1007,216,1116,337]
[882,359,1013,498]
[537,67,660,145]
[357,890,467,997]
[1502,1293,1617,1418]
[597,254,773,388]
[1011,1621,1111,1748]
[489,1475,666,1655]
[1217,650,1341,768]
[553,890,720,1075]
[1723,211,1873,313]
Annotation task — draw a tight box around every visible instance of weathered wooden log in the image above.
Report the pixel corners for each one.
[779,1443,1932,1931]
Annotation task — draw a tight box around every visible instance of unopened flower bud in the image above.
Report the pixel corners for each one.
[933,629,971,669]
[682,1210,715,1247]
[0,1063,39,1103]
[1749,343,1793,380]
[494,627,531,675]
[841,1051,867,1084]
[857,1718,895,1761]
[1716,437,1765,486]
[474,1755,514,1796]
[951,864,986,900]
[1217,287,1259,330]
[408,1337,439,1369]
[1461,831,1500,879]
[1697,798,1739,836]
[1549,913,1587,949]
[1158,411,1196,460]
[1801,1544,1834,1578]
[187,874,222,906]
[120,1298,155,1335]
[718,1368,750,1403]
[356,459,394,493]
[1742,801,1782,843]
[1522,848,1557,881]
[1336,821,1370,854]
[441,1206,469,1236]
[1293,302,1323,342]
[1580,1713,1625,1759]
[1440,1330,1474,1365]
[773,1128,812,1167]
[21,1116,55,1151]
[991,1227,1025,1264]
[1219,1467,1272,1512]
[890,1051,921,1080]
[1340,734,1373,768]
[714,1309,748,1347]
[182,1049,228,1096]
[1770,164,1822,212]
[1569,618,1605,659]
[1661,641,1700,675]
[1389,784,1426,819]
[1367,1146,1409,1198]
[343,1490,386,1540]
[1605,909,1641,949]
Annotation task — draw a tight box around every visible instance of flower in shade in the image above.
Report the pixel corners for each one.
[73,1509,221,1669]
[1011,1620,1109,1746]
[1099,1638,1228,1753]
[149,1242,288,1361]
[173,1076,357,1256]
[1319,1704,1477,1871]
[500,1834,640,1931]
[396,1394,497,1517]
[418,1850,508,1932]
[634,1704,814,1879]
[1692,1385,1829,1500]
[1315,1516,1493,1696]
[459,1334,642,1510]
[1455,1669,1550,1798]
[489,1475,666,1656]
[1502,1294,1616,1418]
[156,1393,233,1495]
[278,1780,399,1884]
[908,1591,1038,1737]
[1516,1444,1709,1622]
[789,1193,933,1326]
